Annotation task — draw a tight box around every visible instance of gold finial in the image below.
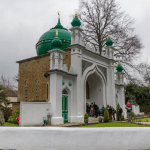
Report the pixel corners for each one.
[58,11,60,19]
[56,30,58,38]
[118,60,121,65]
[75,11,77,18]
[108,34,110,39]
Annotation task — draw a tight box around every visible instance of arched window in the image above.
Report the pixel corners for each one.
[62,89,68,95]
[86,81,90,99]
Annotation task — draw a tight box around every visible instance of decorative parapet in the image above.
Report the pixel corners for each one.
[82,60,93,74]
[97,65,107,81]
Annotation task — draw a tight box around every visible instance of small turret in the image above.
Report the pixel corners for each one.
[116,60,123,73]
[51,30,62,50]
[71,12,81,27]
[105,34,113,47]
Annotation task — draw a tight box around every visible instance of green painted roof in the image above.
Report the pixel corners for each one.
[36,19,71,55]
[105,35,113,47]
[71,12,81,27]
[116,61,123,73]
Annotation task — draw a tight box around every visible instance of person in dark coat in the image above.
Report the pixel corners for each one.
[100,105,105,116]
[109,106,112,121]
[112,107,116,120]
[90,103,94,117]
[125,102,132,121]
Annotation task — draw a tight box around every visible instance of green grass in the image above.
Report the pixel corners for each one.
[3,122,18,126]
[81,122,149,127]
[133,118,150,122]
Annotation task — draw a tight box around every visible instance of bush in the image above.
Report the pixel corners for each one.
[1,107,12,122]
[0,109,5,126]
[84,113,88,119]
[140,105,150,114]
[8,107,20,124]
[130,111,135,122]
[116,103,120,121]
[103,108,109,123]
[121,114,124,121]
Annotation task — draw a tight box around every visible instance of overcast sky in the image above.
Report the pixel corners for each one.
[0,0,150,88]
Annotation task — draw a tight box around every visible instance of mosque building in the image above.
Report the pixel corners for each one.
[16,12,125,126]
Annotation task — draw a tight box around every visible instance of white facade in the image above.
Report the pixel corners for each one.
[20,24,126,126]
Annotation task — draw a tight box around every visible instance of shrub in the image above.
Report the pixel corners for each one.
[121,114,124,121]
[116,103,120,121]
[130,111,135,122]
[1,107,12,122]
[84,113,88,119]
[0,109,5,126]
[140,105,150,114]
[103,108,109,123]
[8,107,20,124]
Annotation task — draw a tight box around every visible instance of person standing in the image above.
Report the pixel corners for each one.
[100,105,105,116]
[125,102,132,121]
[109,106,112,121]
[90,103,94,117]
[112,107,116,120]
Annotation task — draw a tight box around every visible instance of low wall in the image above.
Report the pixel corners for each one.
[0,127,150,150]
[20,102,51,126]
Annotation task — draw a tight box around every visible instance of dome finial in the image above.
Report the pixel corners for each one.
[118,60,121,65]
[108,34,110,39]
[56,30,58,38]
[58,11,60,19]
[75,11,77,18]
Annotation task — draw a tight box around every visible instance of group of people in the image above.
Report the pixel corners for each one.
[86,103,120,121]
[86,101,132,121]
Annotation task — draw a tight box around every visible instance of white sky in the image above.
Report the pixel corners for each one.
[0,0,150,87]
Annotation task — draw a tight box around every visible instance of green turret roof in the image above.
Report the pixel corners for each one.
[36,16,71,56]
[71,12,81,27]
[116,60,123,73]
[106,35,113,47]
[51,30,62,50]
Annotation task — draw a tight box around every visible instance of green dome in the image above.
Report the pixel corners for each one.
[116,61,123,72]
[105,35,113,47]
[71,12,81,27]
[36,19,71,55]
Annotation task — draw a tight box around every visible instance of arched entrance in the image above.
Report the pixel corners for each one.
[85,71,105,112]
[62,89,68,123]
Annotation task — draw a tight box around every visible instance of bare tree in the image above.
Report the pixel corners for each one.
[78,0,143,82]
[0,75,13,89]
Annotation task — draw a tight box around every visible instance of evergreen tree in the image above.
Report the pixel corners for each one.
[103,108,109,122]
[116,103,120,121]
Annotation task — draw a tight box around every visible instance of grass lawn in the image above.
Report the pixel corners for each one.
[133,118,150,122]
[81,122,149,127]
[3,122,18,126]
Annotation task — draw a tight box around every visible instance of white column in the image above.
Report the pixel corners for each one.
[54,52,59,69]
[71,32,75,45]
[50,53,53,70]
[60,53,63,70]
[74,30,79,44]
[49,73,63,125]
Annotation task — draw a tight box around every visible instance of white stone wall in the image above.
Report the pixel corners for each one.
[20,102,51,126]
[1,127,150,150]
